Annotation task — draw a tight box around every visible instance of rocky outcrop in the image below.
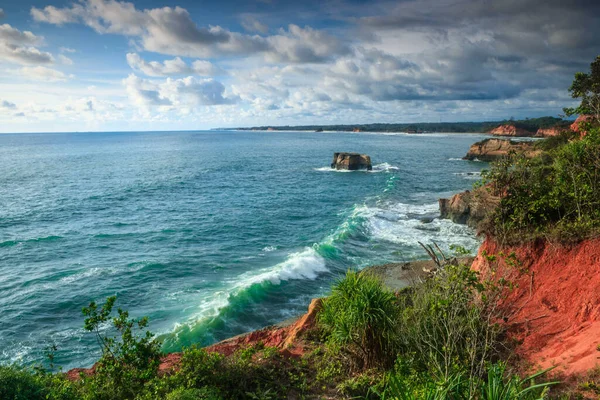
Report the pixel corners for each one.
[463,138,539,162]
[490,124,534,137]
[331,152,372,170]
[570,115,593,136]
[67,299,323,381]
[535,126,564,137]
[472,237,600,376]
[439,187,500,229]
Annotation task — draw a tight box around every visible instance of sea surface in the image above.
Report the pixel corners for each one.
[0,130,490,369]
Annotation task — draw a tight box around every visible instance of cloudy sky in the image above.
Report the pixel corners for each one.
[0,0,599,133]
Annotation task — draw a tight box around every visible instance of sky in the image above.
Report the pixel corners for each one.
[0,0,599,133]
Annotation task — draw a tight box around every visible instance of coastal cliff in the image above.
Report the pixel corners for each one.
[462,138,539,161]
[535,126,564,137]
[489,124,534,137]
[472,237,600,376]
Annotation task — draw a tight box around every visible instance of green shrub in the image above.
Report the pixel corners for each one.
[398,262,504,393]
[480,362,558,400]
[0,365,48,400]
[165,387,223,400]
[376,362,557,400]
[79,296,162,400]
[318,270,400,369]
[483,128,600,243]
[174,345,225,390]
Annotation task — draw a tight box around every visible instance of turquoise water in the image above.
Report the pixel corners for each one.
[0,130,489,369]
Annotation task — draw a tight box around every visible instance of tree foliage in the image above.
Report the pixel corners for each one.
[564,55,600,124]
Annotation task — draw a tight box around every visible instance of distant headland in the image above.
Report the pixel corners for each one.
[220,116,572,135]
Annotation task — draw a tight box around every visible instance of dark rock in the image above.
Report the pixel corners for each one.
[331,152,372,171]
[439,186,500,229]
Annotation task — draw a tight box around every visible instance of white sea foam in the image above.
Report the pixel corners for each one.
[349,201,480,257]
[453,171,482,180]
[262,245,277,252]
[238,247,327,285]
[169,246,328,333]
[313,162,399,173]
[448,157,465,161]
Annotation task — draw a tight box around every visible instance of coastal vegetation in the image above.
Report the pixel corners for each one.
[3,57,600,400]
[482,123,600,243]
[0,258,558,399]
[231,116,568,134]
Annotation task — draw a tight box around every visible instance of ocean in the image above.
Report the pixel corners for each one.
[0,130,489,369]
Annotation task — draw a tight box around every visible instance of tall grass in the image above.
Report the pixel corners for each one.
[318,270,400,369]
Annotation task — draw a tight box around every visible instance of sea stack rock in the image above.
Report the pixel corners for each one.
[438,187,500,229]
[331,152,372,171]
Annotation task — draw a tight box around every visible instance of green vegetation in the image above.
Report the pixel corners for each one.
[564,56,600,125]
[230,116,569,134]
[318,271,399,369]
[0,261,559,399]
[482,127,600,243]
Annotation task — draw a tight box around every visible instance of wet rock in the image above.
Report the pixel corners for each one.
[331,152,372,171]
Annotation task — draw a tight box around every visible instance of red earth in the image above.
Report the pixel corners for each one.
[472,237,600,376]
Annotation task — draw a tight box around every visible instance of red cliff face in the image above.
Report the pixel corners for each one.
[535,127,564,137]
[490,124,534,137]
[570,115,593,137]
[472,237,600,376]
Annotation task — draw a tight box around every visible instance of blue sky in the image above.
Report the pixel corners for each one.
[0,0,599,133]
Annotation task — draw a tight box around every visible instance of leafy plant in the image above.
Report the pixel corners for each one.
[80,296,162,399]
[318,270,400,369]
[564,55,600,125]
[398,261,505,396]
[480,363,558,400]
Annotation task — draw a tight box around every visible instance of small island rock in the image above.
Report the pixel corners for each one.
[331,152,372,171]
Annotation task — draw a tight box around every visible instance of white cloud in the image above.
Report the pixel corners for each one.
[123,74,172,109]
[31,1,349,62]
[17,66,69,82]
[0,43,54,65]
[126,53,225,76]
[265,24,351,63]
[0,9,5,19]
[123,73,237,113]
[58,54,73,65]
[1,99,16,109]
[60,47,76,53]
[0,23,43,46]
[241,16,268,34]
[0,23,55,65]
[160,76,237,106]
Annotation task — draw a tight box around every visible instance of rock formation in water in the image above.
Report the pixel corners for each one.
[331,152,372,170]
[463,138,539,162]
[489,124,535,137]
[438,187,499,229]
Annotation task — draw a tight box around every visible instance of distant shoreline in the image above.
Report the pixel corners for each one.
[217,116,571,134]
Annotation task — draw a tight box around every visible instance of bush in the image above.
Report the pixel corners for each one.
[318,270,400,369]
[78,296,162,400]
[398,262,505,395]
[0,365,47,400]
[165,387,223,400]
[376,362,557,399]
[483,128,600,243]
